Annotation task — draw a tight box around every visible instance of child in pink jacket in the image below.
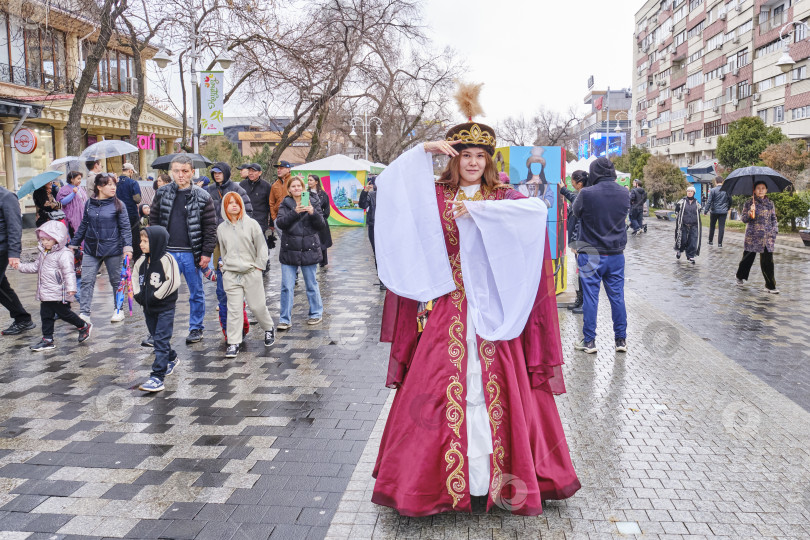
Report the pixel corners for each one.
[17,220,92,350]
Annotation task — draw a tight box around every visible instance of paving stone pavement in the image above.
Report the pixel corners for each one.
[0,227,390,540]
[326,286,810,539]
[3,221,810,539]
[623,219,810,412]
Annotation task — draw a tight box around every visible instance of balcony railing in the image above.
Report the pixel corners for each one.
[0,63,73,93]
[759,12,787,35]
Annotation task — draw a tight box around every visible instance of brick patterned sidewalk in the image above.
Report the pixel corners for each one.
[326,288,810,539]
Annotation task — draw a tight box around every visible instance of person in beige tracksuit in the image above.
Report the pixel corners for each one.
[218,192,276,358]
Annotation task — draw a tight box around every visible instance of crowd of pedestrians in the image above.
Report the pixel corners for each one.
[0,155,338,393]
[566,157,781,354]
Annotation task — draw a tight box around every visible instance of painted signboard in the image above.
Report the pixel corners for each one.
[13,128,37,154]
[494,145,568,294]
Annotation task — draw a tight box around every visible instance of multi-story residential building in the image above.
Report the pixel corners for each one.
[575,88,633,158]
[0,2,184,192]
[632,0,810,169]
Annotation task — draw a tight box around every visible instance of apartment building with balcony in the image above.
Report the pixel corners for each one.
[632,0,810,171]
[0,2,184,191]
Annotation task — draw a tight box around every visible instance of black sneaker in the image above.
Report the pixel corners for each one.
[186,329,203,343]
[718,243,722,248]
[78,323,92,343]
[688,257,695,264]
[225,344,239,358]
[574,339,597,354]
[2,320,36,336]
[30,338,55,351]
[615,338,627,352]
[643,224,647,233]
[264,329,276,347]
[676,251,681,259]
[141,335,154,348]
[708,241,713,246]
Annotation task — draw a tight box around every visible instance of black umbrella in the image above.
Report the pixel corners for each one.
[150,153,212,170]
[720,166,793,196]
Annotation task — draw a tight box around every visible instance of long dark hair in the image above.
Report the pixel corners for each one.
[93,173,123,212]
[307,174,325,193]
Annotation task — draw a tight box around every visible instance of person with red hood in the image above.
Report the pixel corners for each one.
[217,192,276,358]
[16,220,92,351]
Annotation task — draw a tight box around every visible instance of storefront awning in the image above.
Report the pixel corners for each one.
[0,99,42,119]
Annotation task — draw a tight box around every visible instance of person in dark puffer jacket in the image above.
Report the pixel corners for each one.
[703,176,731,247]
[69,173,133,324]
[274,176,325,330]
[150,155,217,344]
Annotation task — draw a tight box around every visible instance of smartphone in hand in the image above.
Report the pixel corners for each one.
[300,191,310,207]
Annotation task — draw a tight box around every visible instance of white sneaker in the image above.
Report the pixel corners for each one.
[79,313,92,324]
[765,288,780,294]
[110,311,125,323]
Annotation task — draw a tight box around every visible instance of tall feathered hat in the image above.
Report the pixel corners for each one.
[445,82,497,156]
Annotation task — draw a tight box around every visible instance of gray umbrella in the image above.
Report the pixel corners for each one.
[720,166,793,196]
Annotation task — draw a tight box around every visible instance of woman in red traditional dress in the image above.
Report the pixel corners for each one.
[371,85,580,517]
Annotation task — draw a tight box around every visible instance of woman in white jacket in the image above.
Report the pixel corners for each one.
[218,192,276,358]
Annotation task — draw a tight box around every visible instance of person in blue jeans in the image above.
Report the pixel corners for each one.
[132,226,181,392]
[149,155,217,343]
[570,157,630,354]
[274,176,325,330]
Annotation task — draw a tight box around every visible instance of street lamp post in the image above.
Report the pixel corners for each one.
[349,111,383,161]
[152,26,233,154]
[776,21,810,73]
[613,110,630,156]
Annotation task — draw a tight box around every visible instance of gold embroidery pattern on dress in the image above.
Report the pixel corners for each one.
[486,373,503,436]
[448,315,464,371]
[479,340,495,371]
[445,374,464,438]
[439,185,459,246]
[444,440,466,508]
[489,438,505,498]
[449,253,465,311]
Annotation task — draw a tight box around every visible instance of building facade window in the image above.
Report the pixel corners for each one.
[687,20,705,39]
[687,71,703,88]
[688,48,704,64]
[0,12,69,90]
[758,109,768,122]
[774,105,784,122]
[82,41,134,93]
[791,106,809,119]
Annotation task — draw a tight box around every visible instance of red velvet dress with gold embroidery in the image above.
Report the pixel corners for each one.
[372,182,580,517]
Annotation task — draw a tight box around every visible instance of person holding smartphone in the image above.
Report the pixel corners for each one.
[274,175,326,330]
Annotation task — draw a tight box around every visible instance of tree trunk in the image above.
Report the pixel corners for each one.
[65,0,127,156]
[306,104,330,162]
[125,22,146,171]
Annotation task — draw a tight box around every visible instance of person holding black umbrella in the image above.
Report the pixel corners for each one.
[736,180,779,293]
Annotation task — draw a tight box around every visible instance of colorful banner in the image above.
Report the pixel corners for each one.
[495,146,568,294]
[200,71,224,136]
[291,169,368,226]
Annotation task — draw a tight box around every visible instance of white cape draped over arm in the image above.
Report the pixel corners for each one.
[456,198,548,341]
[374,145,455,302]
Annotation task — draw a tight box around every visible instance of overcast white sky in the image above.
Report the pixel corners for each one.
[152,1,638,125]
[423,0,638,124]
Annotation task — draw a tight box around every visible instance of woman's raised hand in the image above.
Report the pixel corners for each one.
[423,140,461,157]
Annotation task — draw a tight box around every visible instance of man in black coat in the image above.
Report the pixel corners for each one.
[151,155,217,343]
[0,187,34,335]
[358,177,385,290]
[240,164,272,233]
[704,176,731,247]
[571,157,630,355]
[629,180,647,236]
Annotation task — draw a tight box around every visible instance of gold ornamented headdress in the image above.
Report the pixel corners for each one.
[445,82,497,156]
